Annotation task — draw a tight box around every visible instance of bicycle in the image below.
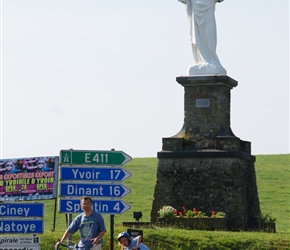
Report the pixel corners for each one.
[55,241,79,250]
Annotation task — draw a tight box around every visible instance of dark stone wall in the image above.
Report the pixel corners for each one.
[150,155,260,230]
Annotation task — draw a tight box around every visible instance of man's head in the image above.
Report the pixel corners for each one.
[117,232,130,246]
[80,196,93,213]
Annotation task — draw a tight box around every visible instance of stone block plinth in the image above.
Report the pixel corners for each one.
[151,76,260,230]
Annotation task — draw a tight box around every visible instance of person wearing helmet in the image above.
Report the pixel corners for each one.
[117,232,149,250]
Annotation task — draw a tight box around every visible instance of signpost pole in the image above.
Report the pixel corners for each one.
[110,215,114,250]
[52,197,57,231]
[110,148,115,250]
[68,214,72,245]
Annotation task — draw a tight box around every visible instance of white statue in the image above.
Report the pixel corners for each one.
[179,0,227,75]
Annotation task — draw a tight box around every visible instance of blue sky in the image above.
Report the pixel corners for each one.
[0,0,289,159]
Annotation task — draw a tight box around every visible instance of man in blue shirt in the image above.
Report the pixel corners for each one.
[56,196,106,250]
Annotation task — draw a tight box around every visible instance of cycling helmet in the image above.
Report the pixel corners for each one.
[117,232,130,241]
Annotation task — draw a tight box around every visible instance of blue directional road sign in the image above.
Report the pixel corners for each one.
[0,203,44,217]
[58,198,131,214]
[59,182,131,198]
[0,219,44,234]
[59,166,131,182]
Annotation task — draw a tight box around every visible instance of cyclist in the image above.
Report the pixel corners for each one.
[117,232,150,250]
[55,196,106,250]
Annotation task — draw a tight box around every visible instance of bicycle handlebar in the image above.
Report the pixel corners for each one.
[55,242,69,250]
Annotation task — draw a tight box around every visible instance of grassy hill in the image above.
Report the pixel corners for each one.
[34,154,290,249]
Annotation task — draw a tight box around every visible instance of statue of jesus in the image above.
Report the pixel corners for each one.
[179,0,227,75]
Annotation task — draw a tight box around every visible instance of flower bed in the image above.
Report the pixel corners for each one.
[157,217,227,230]
[257,212,277,233]
[259,222,276,233]
[157,206,227,230]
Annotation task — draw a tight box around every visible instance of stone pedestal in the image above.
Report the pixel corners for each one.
[151,75,260,230]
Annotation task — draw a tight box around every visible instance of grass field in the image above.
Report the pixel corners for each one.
[254,154,290,234]
[9,154,290,249]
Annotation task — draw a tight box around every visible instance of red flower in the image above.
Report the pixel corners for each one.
[193,208,197,214]
[174,209,177,214]
[212,211,216,215]
[179,211,183,216]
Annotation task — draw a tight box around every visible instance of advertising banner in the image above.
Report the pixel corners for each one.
[0,156,58,201]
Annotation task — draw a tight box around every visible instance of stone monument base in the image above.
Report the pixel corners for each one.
[150,75,260,231]
[151,150,260,230]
